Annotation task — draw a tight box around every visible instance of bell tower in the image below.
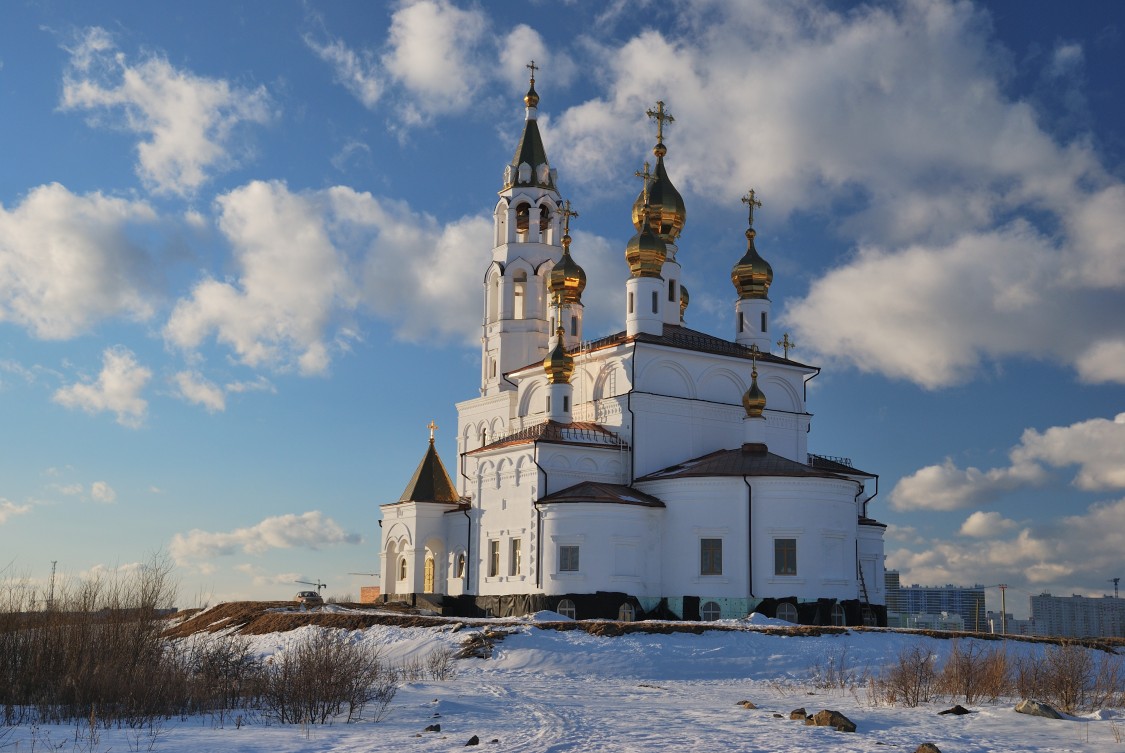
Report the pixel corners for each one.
[481,62,564,395]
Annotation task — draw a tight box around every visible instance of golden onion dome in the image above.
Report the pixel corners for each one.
[548,235,586,305]
[742,366,767,418]
[631,153,686,242]
[679,284,689,322]
[543,327,574,384]
[731,228,773,299]
[624,212,667,278]
[524,79,539,109]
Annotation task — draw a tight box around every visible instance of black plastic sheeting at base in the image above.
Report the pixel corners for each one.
[384,592,886,626]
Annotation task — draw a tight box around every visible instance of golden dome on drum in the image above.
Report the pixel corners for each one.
[625,212,667,278]
[543,328,574,384]
[731,228,773,299]
[631,155,686,242]
[742,366,767,418]
[524,80,539,109]
[548,235,586,305]
[679,284,689,321]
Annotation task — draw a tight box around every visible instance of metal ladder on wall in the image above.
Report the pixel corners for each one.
[857,558,871,605]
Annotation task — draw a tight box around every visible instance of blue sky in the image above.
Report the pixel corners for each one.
[1,0,1123,617]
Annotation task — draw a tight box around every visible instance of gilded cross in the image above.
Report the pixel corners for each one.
[560,199,579,236]
[526,60,538,83]
[634,161,654,204]
[749,344,760,378]
[777,333,797,359]
[427,420,437,442]
[646,100,675,143]
[742,188,762,227]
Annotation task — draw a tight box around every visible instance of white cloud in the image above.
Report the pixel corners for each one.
[889,496,1125,596]
[891,456,1046,512]
[1075,340,1125,385]
[173,371,225,413]
[958,510,1016,538]
[169,511,361,562]
[53,346,151,428]
[1012,413,1125,491]
[531,1,1125,389]
[61,26,273,196]
[499,25,575,94]
[0,183,158,339]
[0,499,31,525]
[90,481,116,503]
[304,34,383,109]
[164,180,498,372]
[891,413,1125,510]
[381,0,488,119]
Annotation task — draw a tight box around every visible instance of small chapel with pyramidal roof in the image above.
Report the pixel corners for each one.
[379,67,887,626]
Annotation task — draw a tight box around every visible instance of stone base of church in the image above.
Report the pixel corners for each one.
[381,592,887,627]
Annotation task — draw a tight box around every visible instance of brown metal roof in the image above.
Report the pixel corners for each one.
[508,323,813,378]
[396,440,461,503]
[470,420,628,454]
[808,453,877,478]
[536,481,665,508]
[637,443,851,481]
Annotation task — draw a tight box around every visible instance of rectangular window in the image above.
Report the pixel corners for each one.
[701,538,723,575]
[651,290,659,313]
[546,395,551,412]
[570,315,577,337]
[761,311,767,332]
[563,395,569,412]
[559,545,579,572]
[738,312,744,333]
[488,539,500,577]
[775,538,797,576]
[668,280,677,302]
[510,538,522,576]
[628,292,634,314]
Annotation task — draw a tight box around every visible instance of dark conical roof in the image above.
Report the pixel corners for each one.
[399,440,460,503]
[511,118,554,189]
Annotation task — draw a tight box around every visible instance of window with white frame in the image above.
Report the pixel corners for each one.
[618,603,635,622]
[701,601,722,621]
[510,538,522,576]
[559,545,579,572]
[700,538,723,575]
[455,553,466,578]
[557,598,576,619]
[831,603,846,626]
[488,539,500,577]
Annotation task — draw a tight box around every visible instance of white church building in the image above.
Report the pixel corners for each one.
[379,71,886,625]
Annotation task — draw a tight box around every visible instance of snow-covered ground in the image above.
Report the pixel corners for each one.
[4,613,1123,753]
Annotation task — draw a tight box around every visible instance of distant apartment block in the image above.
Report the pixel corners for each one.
[1030,593,1125,638]
[986,610,1034,636]
[885,570,987,632]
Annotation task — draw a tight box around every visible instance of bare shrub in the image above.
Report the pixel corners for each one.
[939,640,1010,704]
[261,630,396,724]
[809,646,868,689]
[871,645,939,707]
[426,646,456,680]
[1014,643,1124,714]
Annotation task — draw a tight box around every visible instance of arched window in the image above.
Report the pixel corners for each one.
[513,270,527,319]
[398,557,407,581]
[776,602,798,623]
[862,608,877,627]
[618,603,635,622]
[831,603,846,626]
[557,598,577,619]
[701,601,722,621]
[423,556,435,593]
[515,201,530,235]
[455,553,466,578]
[488,273,500,323]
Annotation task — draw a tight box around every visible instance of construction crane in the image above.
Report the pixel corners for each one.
[980,584,1010,635]
[348,572,379,578]
[295,579,326,594]
[1110,577,1121,599]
